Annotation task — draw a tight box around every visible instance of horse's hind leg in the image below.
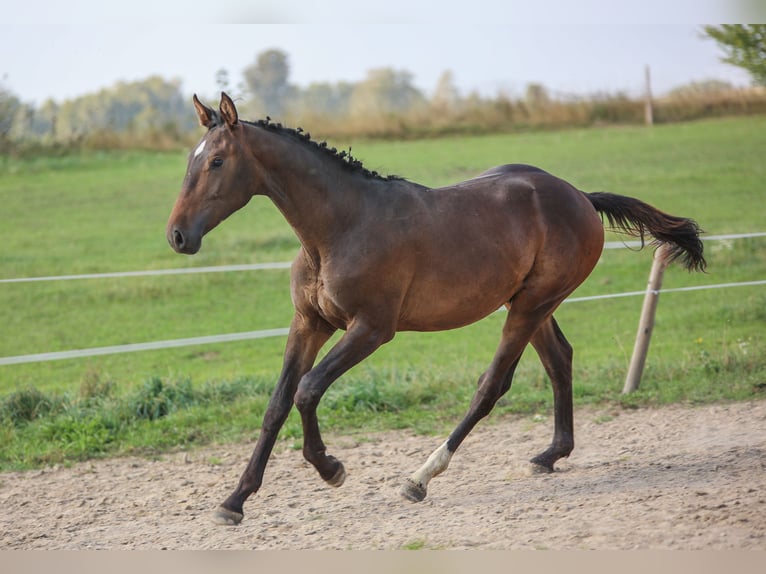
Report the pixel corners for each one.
[401,295,555,503]
[528,315,574,472]
[400,357,521,503]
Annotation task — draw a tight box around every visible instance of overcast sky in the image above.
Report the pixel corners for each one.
[2,1,761,106]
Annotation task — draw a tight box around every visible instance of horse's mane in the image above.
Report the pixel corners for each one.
[242,118,402,182]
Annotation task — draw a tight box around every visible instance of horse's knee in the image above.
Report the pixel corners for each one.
[293,376,320,414]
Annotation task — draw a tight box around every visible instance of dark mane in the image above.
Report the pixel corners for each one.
[241,118,402,182]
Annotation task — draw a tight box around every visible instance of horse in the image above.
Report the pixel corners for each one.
[166,93,705,525]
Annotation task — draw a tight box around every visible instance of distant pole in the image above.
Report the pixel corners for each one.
[644,65,654,126]
[623,244,669,394]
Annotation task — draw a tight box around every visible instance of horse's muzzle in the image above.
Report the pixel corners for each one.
[167,225,201,255]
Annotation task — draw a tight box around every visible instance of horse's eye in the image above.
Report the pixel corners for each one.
[211,157,223,168]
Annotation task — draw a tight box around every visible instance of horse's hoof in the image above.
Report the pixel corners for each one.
[212,505,244,526]
[526,461,555,476]
[400,479,427,503]
[326,461,346,487]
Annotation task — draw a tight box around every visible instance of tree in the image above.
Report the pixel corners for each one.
[431,70,461,112]
[349,68,426,119]
[215,68,230,94]
[20,76,193,142]
[32,99,59,139]
[525,83,551,110]
[242,49,292,116]
[703,25,766,86]
[0,80,21,140]
[292,81,354,118]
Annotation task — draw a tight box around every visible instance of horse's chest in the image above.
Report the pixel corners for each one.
[311,280,351,330]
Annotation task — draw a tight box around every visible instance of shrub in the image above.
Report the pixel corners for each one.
[0,387,65,426]
[127,377,196,421]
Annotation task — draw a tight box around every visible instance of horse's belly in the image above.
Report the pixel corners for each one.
[397,307,501,332]
[397,279,517,332]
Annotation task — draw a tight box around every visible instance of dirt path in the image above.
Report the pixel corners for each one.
[1,400,765,549]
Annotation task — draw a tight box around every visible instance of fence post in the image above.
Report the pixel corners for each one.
[644,64,654,126]
[622,243,670,393]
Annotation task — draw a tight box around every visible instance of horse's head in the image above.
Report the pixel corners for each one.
[166,93,256,254]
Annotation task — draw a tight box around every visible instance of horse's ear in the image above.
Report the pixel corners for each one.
[220,92,239,128]
[192,94,216,129]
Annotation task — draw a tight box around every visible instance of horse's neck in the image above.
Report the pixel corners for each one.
[246,125,378,260]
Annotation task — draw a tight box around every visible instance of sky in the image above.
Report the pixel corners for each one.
[2,1,763,107]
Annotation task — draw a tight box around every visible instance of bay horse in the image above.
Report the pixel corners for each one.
[167,93,705,525]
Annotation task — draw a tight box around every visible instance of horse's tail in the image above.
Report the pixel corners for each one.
[587,191,706,272]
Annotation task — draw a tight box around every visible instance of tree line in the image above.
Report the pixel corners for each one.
[2,25,765,154]
[0,50,475,149]
[1,76,196,149]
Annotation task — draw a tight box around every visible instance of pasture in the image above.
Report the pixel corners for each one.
[1,116,765,469]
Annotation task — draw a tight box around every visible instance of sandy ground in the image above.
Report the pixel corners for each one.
[1,399,765,550]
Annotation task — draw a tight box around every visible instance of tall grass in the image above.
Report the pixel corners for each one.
[239,87,766,141]
[0,375,272,467]
[2,326,762,470]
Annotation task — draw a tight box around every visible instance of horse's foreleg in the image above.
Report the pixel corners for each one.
[294,319,394,486]
[528,315,575,472]
[213,314,334,525]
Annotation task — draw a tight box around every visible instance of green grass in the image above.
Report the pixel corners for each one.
[1,116,765,469]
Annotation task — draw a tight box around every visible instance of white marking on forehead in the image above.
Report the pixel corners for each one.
[194,139,207,158]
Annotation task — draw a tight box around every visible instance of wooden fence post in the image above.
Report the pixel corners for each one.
[644,65,654,126]
[622,243,669,393]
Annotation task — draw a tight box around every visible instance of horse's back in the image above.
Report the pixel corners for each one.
[479,163,551,178]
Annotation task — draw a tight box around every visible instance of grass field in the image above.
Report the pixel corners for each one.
[1,116,764,469]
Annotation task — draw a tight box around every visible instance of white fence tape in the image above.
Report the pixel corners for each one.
[1,280,764,366]
[602,231,766,250]
[564,279,766,303]
[0,329,290,366]
[2,233,764,285]
[0,262,292,284]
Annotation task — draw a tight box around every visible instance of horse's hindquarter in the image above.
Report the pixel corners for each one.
[396,172,604,331]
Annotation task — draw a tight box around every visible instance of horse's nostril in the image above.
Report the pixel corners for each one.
[173,228,185,249]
